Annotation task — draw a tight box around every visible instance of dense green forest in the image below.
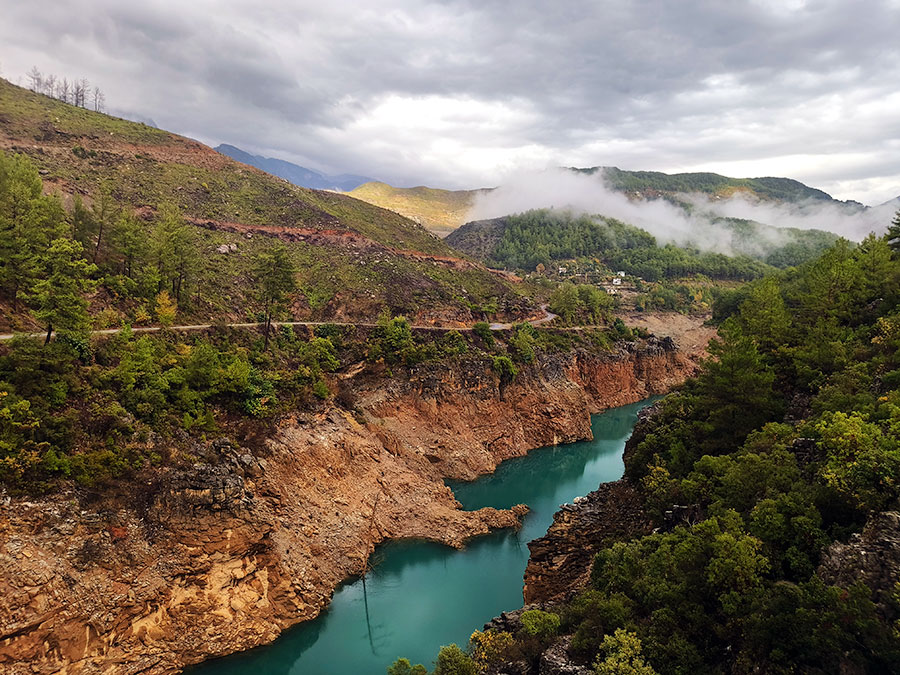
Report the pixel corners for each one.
[402,222,900,674]
[718,217,839,268]
[491,210,771,280]
[450,209,835,281]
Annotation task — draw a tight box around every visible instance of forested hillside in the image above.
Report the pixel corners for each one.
[580,166,856,205]
[0,82,553,496]
[447,209,813,281]
[406,219,900,674]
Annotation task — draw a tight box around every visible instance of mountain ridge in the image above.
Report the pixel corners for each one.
[0,77,529,327]
[348,181,491,237]
[348,167,894,239]
[214,143,374,191]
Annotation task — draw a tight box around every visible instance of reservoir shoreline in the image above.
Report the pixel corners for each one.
[0,326,712,674]
[188,399,658,674]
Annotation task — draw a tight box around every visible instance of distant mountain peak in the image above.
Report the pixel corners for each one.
[214,144,374,191]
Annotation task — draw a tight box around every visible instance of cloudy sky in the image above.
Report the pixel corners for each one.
[2,0,899,204]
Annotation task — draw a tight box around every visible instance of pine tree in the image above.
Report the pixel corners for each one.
[90,189,118,264]
[694,319,780,449]
[887,209,900,252]
[110,212,146,279]
[32,238,97,344]
[253,245,297,350]
[151,204,197,303]
[71,194,96,251]
[0,152,67,309]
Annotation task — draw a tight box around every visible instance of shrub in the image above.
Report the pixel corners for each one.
[594,629,658,675]
[470,630,515,671]
[315,322,342,342]
[472,321,495,347]
[312,379,330,400]
[520,609,561,640]
[372,312,414,364]
[441,330,468,356]
[509,323,537,363]
[492,355,518,382]
[155,290,177,328]
[433,644,477,675]
[387,658,427,675]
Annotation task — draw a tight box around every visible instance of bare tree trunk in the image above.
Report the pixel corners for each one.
[93,221,104,264]
[44,323,53,345]
[262,293,274,351]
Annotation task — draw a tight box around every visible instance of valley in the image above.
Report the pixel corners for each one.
[0,59,898,675]
[0,319,707,674]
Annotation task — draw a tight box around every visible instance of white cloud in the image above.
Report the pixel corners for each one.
[0,0,898,200]
[470,168,895,252]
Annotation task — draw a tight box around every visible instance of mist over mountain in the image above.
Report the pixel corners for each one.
[215,144,375,191]
[468,167,898,253]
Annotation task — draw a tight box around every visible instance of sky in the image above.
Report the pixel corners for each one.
[2,0,899,205]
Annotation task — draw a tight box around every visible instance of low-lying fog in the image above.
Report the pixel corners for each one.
[467,169,899,255]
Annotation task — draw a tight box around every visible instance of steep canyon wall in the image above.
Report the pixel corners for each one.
[0,333,709,674]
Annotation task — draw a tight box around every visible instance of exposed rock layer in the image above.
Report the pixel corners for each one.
[0,334,708,674]
[818,510,900,615]
[523,479,652,605]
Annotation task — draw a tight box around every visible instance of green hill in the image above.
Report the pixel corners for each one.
[0,78,527,328]
[348,181,491,237]
[348,167,865,242]
[576,166,863,206]
[447,209,837,280]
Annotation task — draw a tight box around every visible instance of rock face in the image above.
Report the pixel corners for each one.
[539,636,593,675]
[523,479,652,604]
[818,510,900,613]
[523,396,670,604]
[0,335,707,675]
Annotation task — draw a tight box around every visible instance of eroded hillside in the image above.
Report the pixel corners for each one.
[0,78,527,326]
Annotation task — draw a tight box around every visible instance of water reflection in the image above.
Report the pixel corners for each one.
[186,398,656,675]
[448,404,642,511]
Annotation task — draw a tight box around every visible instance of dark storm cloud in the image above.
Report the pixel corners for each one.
[2,0,899,202]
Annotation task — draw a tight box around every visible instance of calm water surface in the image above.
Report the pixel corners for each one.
[188,398,655,675]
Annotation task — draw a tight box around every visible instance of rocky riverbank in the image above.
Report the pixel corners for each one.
[522,399,663,605]
[0,328,711,674]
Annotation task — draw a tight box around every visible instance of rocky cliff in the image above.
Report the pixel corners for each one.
[522,399,666,605]
[522,480,652,605]
[0,332,709,674]
[818,510,900,616]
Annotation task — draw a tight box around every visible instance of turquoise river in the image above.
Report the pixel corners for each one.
[187,397,655,674]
